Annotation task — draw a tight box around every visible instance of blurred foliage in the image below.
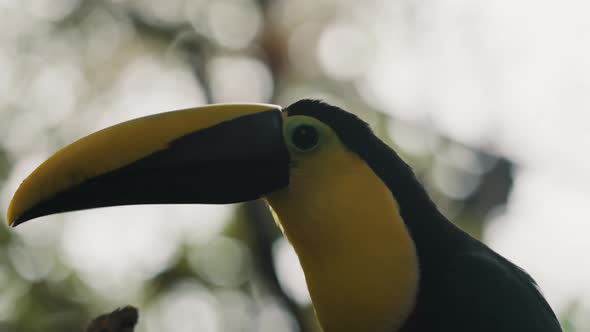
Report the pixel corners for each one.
[0,0,586,331]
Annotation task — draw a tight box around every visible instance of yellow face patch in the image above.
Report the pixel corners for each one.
[266,114,419,332]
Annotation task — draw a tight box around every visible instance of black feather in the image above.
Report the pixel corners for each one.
[284,99,562,332]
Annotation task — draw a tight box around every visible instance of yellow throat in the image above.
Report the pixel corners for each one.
[265,115,419,332]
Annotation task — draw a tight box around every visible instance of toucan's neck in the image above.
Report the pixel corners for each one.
[355,136,464,262]
[266,153,419,332]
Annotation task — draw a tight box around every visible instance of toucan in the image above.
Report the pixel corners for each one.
[7,99,562,332]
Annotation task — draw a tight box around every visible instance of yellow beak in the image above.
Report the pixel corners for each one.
[8,103,290,226]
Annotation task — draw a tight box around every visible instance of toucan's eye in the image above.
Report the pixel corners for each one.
[291,124,319,151]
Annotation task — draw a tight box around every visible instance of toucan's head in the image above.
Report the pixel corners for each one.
[7,99,419,332]
[7,99,371,226]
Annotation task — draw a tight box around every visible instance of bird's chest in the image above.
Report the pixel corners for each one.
[266,170,420,331]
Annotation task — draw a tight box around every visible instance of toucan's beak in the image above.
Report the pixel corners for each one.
[7,104,290,226]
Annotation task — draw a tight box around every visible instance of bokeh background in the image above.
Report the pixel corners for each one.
[0,0,588,331]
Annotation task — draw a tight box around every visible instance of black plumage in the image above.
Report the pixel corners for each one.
[286,99,561,332]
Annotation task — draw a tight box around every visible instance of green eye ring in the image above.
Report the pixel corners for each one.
[285,117,324,153]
